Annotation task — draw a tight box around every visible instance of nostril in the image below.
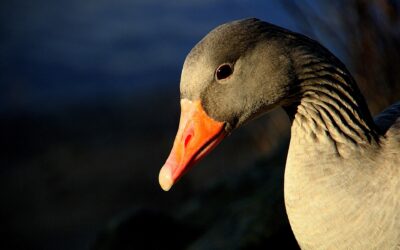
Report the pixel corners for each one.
[184,134,192,147]
[183,125,194,148]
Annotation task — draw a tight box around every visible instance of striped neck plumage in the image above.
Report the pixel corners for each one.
[284,49,379,152]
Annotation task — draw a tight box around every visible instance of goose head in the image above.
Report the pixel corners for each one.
[159,18,305,191]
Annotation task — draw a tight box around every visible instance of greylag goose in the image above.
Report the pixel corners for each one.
[158,18,400,249]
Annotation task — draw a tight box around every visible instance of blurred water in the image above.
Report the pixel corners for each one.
[0,0,296,114]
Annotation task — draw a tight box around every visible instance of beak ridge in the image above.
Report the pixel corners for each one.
[158,99,226,191]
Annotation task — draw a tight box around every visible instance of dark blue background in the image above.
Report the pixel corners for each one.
[0,0,308,114]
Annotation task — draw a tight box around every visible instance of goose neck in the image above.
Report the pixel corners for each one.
[284,54,379,153]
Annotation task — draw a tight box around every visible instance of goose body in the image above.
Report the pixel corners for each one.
[285,99,400,248]
[158,18,400,249]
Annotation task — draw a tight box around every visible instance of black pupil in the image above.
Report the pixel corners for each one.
[216,64,232,80]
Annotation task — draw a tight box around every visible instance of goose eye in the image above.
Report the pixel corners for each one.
[215,64,233,80]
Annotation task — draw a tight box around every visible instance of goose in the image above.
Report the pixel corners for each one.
[158,18,400,249]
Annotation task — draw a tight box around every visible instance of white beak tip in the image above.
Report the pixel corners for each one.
[158,166,173,191]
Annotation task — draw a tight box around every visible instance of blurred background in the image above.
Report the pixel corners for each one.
[1,0,399,249]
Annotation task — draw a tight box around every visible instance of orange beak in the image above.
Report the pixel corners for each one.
[159,99,227,191]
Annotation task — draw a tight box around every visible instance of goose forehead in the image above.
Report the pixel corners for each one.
[179,19,269,100]
[180,58,212,100]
